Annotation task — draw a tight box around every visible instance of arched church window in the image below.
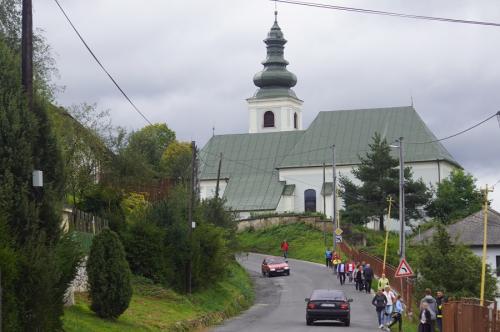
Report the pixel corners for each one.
[304,189,316,212]
[294,113,298,129]
[264,111,275,128]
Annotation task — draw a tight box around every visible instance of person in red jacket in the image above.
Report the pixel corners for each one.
[347,261,356,282]
[280,240,289,259]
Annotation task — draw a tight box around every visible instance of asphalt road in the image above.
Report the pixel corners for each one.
[211,253,383,332]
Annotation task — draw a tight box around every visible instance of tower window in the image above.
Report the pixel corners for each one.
[304,189,316,212]
[264,111,275,128]
[294,112,298,129]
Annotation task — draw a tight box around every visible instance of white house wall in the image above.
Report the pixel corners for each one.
[470,247,500,303]
[276,195,295,213]
[200,180,227,200]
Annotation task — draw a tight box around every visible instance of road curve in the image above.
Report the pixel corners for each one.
[211,253,383,332]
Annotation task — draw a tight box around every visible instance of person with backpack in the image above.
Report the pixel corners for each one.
[436,290,447,332]
[363,263,374,294]
[372,288,388,329]
[355,266,364,292]
[385,294,404,332]
[418,302,433,332]
[420,288,437,331]
[325,248,332,268]
[337,260,346,285]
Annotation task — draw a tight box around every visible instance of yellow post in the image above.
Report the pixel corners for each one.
[383,196,394,275]
[480,184,493,306]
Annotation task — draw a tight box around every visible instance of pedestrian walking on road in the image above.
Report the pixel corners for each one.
[337,261,346,285]
[378,273,390,290]
[372,288,388,329]
[385,295,404,332]
[363,263,374,294]
[383,286,396,326]
[347,261,355,282]
[355,266,364,291]
[281,240,289,259]
[420,288,437,332]
[332,252,340,274]
[325,248,332,268]
[418,302,432,332]
[436,290,447,332]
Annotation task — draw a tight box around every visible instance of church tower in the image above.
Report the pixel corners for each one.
[248,12,303,133]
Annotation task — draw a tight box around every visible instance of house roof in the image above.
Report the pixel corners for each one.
[200,106,460,212]
[279,106,459,168]
[199,131,303,211]
[415,209,500,246]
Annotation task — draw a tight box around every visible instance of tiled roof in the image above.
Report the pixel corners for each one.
[416,209,500,246]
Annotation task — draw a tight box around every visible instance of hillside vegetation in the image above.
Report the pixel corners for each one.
[63,262,253,331]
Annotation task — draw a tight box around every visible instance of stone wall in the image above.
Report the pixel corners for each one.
[237,215,334,233]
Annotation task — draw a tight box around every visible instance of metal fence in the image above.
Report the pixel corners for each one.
[443,298,498,332]
[339,242,414,313]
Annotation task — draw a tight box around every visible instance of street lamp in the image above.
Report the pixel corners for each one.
[390,138,405,261]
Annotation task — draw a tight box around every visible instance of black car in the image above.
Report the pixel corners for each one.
[305,289,353,326]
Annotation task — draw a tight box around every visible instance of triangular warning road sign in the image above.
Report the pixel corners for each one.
[395,258,414,278]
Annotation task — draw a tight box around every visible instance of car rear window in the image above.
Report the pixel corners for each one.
[311,290,346,301]
[266,258,285,264]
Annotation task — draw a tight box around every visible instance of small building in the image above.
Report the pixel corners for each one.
[417,208,500,302]
[199,13,460,220]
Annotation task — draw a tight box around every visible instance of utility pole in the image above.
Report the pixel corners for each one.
[398,137,406,260]
[215,153,223,198]
[22,0,33,111]
[383,196,394,275]
[0,268,2,332]
[332,145,337,251]
[187,141,197,294]
[323,162,326,246]
[480,184,493,306]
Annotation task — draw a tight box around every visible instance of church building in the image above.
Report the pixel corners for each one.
[199,13,460,221]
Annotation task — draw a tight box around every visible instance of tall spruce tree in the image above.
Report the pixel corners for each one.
[0,31,80,331]
[340,133,430,230]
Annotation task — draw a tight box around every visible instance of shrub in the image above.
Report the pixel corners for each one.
[87,229,132,319]
[122,220,173,285]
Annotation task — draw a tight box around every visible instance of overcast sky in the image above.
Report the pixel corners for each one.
[33,0,500,208]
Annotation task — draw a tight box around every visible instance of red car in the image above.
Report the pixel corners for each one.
[261,257,290,277]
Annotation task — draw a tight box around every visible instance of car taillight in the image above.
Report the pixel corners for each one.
[340,303,349,310]
[307,303,316,309]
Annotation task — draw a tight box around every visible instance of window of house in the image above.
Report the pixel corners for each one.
[304,189,316,212]
[496,256,500,277]
[264,111,275,128]
[294,112,298,129]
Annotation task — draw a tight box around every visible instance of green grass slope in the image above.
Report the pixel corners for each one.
[63,262,253,332]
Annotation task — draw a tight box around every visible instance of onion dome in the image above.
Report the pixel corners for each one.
[252,12,299,100]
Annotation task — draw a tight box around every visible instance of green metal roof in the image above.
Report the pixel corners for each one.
[279,106,459,168]
[200,106,459,212]
[199,131,303,211]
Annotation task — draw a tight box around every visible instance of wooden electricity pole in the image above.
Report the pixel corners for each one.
[22,0,34,111]
[187,141,197,294]
[480,184,493,306]
[215,153,223,198]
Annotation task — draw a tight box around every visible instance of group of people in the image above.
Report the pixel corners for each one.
[417,288,447,332]
[372,285,404,331]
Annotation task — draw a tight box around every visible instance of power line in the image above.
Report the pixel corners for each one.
[406,111,500,145]
[52,0,152,125]
[274,0,500,27]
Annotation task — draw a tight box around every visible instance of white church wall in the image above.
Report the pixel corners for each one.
[278,160,457,220]
[247,97,303,133]
[470,246,500,304]
[200,179,227,201]
[276,195,295,213]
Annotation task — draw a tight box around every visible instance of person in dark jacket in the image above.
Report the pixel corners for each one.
[372,289,388,328]
[436,290,447,332]
[354,266,364,291]
[363,263,374,294]
[418,302,432,332]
